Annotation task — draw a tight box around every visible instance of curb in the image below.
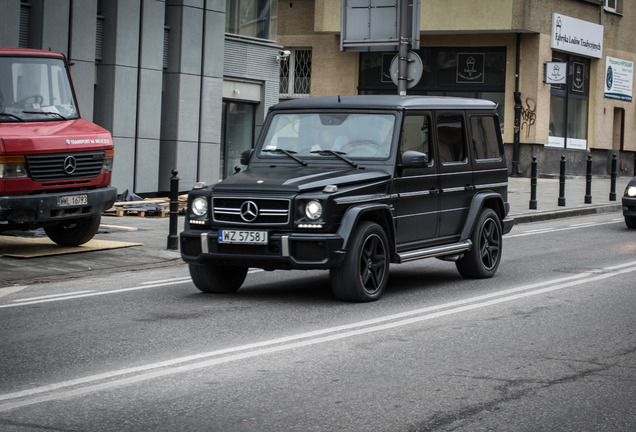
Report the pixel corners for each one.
[511,204,623,224]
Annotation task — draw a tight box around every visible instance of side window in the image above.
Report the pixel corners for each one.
[401,113,432,163]
[470,115,503,161]
[436,113,467,164]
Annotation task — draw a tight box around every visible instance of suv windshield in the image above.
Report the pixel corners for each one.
[259,112,395,160]
[0,56,79,122]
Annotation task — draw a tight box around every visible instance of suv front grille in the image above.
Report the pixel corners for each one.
[26,151,105,181]
[213,197,290,225]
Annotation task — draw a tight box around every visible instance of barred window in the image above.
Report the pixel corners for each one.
[279,49,312,98]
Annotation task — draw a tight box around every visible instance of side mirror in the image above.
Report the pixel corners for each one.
[240,149,254,165]
[401,150,429,167]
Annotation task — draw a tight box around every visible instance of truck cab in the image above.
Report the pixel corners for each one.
[0,47,116,246]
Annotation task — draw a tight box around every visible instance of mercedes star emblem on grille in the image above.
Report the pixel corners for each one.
[240,200,259,222]
[63,156,77,175]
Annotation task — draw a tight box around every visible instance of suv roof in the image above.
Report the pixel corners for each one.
[272,95,498,111]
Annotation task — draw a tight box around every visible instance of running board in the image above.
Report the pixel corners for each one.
[396,240,472,263]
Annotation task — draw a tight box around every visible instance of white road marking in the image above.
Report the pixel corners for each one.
[1,260,635,412]
[0,285,28,299]
[12,290,95,303]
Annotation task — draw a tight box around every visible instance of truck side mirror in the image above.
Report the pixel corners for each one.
[401,150,429,167]
[240,149,254,165]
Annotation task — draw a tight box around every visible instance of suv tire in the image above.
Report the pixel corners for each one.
[330,221,389,302]
[189,263,248,293]
[456,208,502,279]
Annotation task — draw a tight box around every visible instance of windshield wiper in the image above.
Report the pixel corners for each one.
[22,110,68,121]
[0,112,24,122]
[262,148,307,166]
[311,149,358,168]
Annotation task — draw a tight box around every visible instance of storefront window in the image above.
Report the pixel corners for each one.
[358,47,506,129]
[548,52,590,150]
[221,101,256,180]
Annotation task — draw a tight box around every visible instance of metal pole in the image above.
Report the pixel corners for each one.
[609,153,617,201]
[167,169,180,250]
[529,156,537,210]
[397,0,409,95]
[584,153,592,204]
[558,155,566,207]
[512,33,522,176]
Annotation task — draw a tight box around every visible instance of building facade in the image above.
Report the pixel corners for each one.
[277,0,635,177]
[1,0,281,195]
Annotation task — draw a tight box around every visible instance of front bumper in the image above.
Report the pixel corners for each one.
[622,195,636,218]
[180,229,346,270]
[0,187,117,224]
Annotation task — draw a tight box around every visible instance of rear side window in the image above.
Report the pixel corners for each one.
[436,113,466,164]
[470,115,502,161]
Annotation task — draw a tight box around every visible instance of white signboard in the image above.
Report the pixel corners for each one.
[605,56,633,102]
[551,13,603,59]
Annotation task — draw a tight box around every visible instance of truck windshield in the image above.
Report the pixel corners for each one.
[259,112,395,160]
[0,56,79,122]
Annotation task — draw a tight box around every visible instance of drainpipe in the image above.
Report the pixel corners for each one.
[512,33,522,176]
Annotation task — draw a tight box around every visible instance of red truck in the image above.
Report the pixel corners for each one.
[0,47,116,246]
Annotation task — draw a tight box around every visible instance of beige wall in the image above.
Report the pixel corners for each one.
[279,0,636,152]
[278,0,358,96]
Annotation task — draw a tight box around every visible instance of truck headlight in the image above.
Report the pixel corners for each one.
[0,156,28,179]
[191,196,208,217]
[101,149,114,173]
[626,185,636,197]
[304,200,323,221]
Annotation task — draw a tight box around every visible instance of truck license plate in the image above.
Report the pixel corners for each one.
[59,194,88,207]
[218,230,268,245]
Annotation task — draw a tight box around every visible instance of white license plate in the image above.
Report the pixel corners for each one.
[218,229,268,245]
[59,194,88,207]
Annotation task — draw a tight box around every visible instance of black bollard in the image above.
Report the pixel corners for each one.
[609,153,617,201]
[558,155,566,206]
[529,156,537,210]
[585,153,592,204]
[167,169,180,250]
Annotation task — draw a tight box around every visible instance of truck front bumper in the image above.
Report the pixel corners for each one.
[180,229,346,270]
[0,187,117,225]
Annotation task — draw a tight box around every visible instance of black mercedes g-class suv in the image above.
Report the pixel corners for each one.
[180,95,514,302]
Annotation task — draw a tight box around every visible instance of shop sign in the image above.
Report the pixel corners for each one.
[604,56,633,102]
[551,13,603,59]
[545,62,567,84]
[456,53,484,83]
[571,62,585,93]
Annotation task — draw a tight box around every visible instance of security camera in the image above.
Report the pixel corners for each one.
[276,50,291,63]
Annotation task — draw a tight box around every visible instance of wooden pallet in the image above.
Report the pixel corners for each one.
[104,195,187,217]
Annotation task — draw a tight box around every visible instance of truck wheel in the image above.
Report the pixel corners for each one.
[330,221,389,302]
[625,216,636,229]
[44,214,101,246]
[456,208,502,279]
[188,263,247,293]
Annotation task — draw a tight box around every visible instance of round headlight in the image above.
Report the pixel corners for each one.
[305,200,323,221]
[191,196,208,217]
[626,185,636,197]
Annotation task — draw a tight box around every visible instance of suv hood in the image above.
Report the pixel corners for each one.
[212,166,391,193]
[0,118,113,154]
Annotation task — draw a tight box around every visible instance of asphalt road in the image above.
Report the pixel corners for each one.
[1,212,635,431]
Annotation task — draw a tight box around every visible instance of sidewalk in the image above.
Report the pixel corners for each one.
[0,176,628,286]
